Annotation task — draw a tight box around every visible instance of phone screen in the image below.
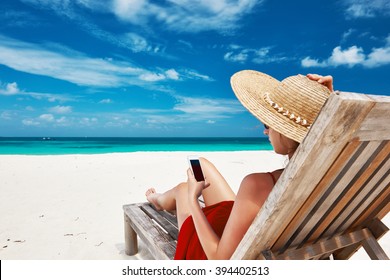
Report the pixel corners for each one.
[190,159,205,182]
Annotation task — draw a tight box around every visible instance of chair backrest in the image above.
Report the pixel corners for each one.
[232,91,390,259]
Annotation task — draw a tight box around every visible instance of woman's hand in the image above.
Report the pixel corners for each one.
[307,73,334,91]
[187,168,210,203]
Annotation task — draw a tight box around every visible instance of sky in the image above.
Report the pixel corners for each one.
[0,0,389,137]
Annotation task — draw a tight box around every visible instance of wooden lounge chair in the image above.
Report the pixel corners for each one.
[123,91,390,260]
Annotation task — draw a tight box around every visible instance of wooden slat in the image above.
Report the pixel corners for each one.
[367,218,390,239]
[297,141,385,244]
[320,154,390,238]
[261,250,277,260]
[276,141,383,252]
[232,92,376,260]
[332,193,390,260]
[123,199,203,259]
[123,204,176,259]
[158,209,179,228]
[353,95,390,141]
[271,228,374,260]
[362,232,389,260]
[333,218,389,259]
[271,140,362,252]
[334,171,390,236]
[141,204,179,240]
[311,142,389,241]
[296,141,388,245]
[376,197,390,221]
[310,170,389,260]
[354,190,390,226]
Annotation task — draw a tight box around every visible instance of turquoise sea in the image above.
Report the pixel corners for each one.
[0,137,272,155]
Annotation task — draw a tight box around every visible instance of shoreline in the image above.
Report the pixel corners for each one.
[0,151,388,260]
[0,150,273,156]
[0,137,273,156]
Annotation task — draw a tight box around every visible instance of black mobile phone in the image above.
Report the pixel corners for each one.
[188,156,205,182]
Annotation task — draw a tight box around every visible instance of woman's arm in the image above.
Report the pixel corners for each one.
[187,169,221,259]
[187,169,275,259]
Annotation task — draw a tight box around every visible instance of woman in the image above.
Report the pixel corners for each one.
[145,71,334,259]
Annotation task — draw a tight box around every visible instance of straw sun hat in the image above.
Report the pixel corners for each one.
[231,70,332,143]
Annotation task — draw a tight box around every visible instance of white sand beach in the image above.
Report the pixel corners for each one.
[0,151,388,260]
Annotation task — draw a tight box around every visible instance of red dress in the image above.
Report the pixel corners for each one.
[174,200,234,260]
[173,172,277,260]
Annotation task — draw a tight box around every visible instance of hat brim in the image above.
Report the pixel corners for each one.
[231,70,307,143]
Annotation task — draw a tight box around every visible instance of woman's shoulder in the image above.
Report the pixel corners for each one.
[240,170,284,189]
[237,171,281,209]
[241,171,280,189]
[269,169,284,184]
[243,169,284,182]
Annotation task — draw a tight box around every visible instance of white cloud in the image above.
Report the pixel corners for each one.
[112,0,147,23]
[341,28,356,42]
[46,0,262,34]
[20,0,262,59]
[127,108,169,116]
[75,0,108,11]
[301,36,390,68]
[21,113,98,128]
[14,94,244,130]
[224,45,287,64]
[174,96,245,117]
[22,119,41,126]
[122,33,156,53]
[80,117,98,126]
[0,9,41,28]
[224,51,248,63]
[0,82,20,95]
[364,46,390,67]
[104,116,131,128]
[0,79,75,102]
[0,35,211,88]
[32,92,73,103]
[56,116,68,125]
[39,114,55,122]
[112,0,262,33]
[139,73,166,82]
[19,0,163,55]
[99,99,113,104]
[181,70,214,81]
[165,69,180,80]
[125,95,246,126]
[177,40,194,50]
[49,105,73,114]
[1,111,14,120]
[139,69,181,82]
[343,0,390,18]
[0,35,137,87]
[301,57,327,68]
[20,0,77,21]
[329,46,366,67]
